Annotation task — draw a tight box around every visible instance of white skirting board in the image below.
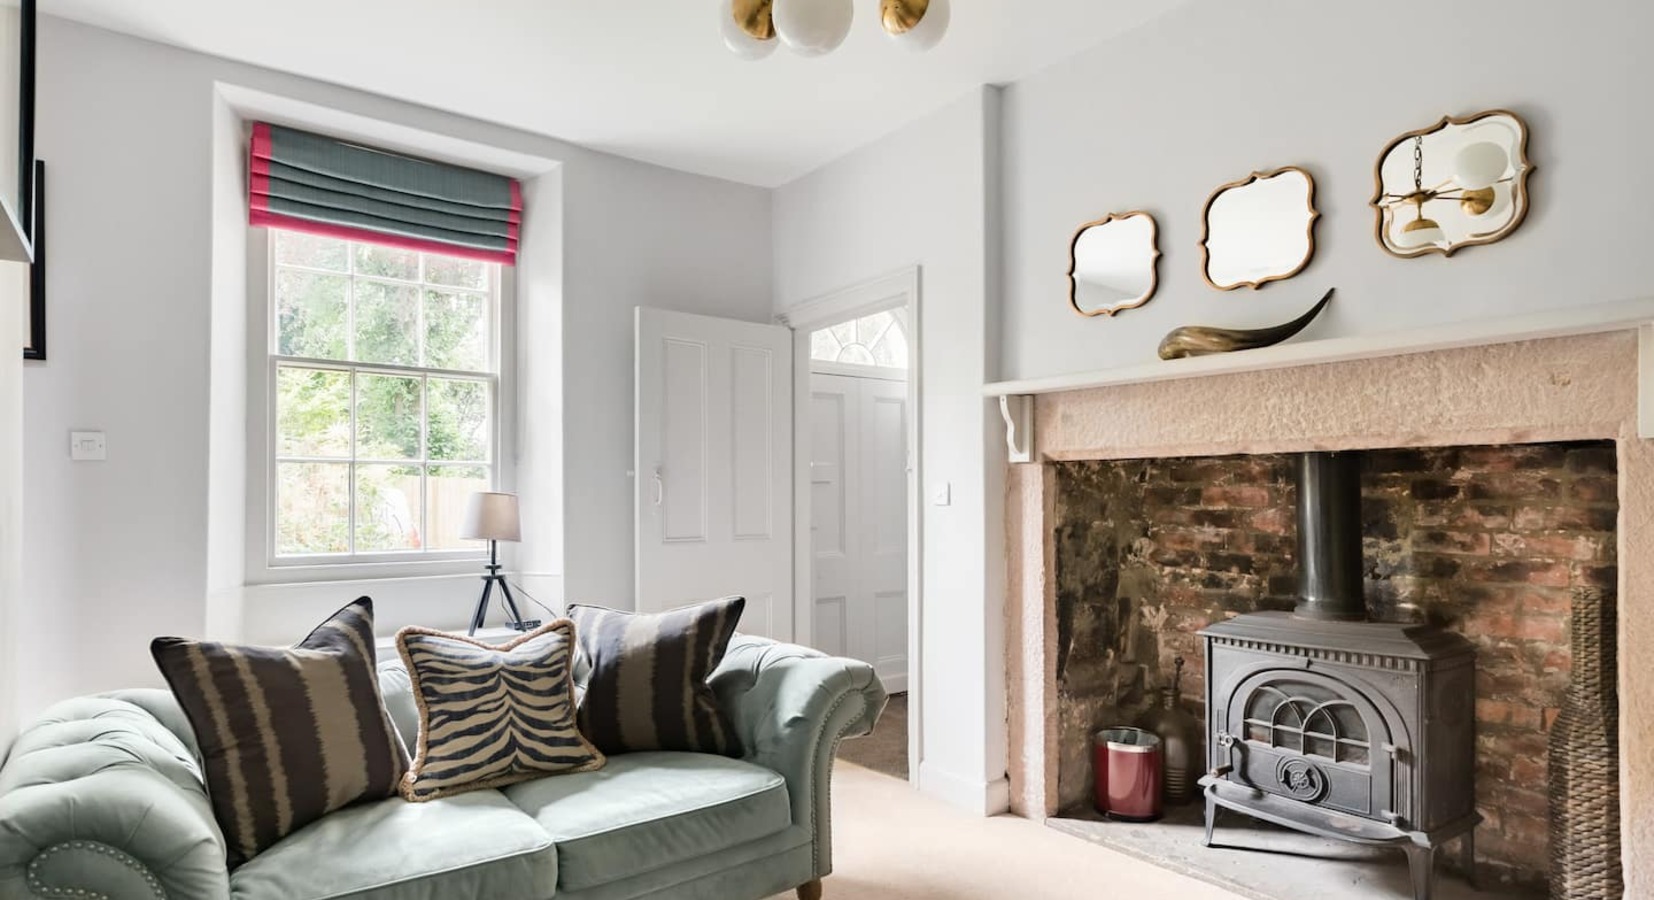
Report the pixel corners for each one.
[917,762,1012,817]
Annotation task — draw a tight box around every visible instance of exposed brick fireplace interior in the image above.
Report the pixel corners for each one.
[1052,441,1618,889]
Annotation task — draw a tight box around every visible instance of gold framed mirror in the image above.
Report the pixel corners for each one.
[1199,166,1319,291]
[1372,109,1533,258]
[1067,210,1160,317]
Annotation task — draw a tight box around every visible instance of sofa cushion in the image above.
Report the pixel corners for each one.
[503,751,790,892]
[396,621,605,802]
[228,789,554,900]
[568,598,745,756]
[150,597,409,867]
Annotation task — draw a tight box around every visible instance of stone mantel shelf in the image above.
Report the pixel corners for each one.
[984,297,1654,460]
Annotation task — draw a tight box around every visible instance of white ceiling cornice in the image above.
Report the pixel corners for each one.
[42,0,1188,187]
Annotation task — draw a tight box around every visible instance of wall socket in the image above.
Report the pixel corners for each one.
[70,431,106,461]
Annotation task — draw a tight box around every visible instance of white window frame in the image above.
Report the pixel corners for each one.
[244,228,518,585]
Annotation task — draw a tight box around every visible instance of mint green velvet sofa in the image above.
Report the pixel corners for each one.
[0,636,886,900]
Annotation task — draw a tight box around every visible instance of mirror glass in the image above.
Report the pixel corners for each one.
[1201,167,1318,291]
[1068,211,1159,317]
[1373,110,1530,258]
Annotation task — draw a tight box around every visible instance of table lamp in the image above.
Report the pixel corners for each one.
[460,491,528,635]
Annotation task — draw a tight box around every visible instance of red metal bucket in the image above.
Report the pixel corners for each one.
[1093,726,1163,822]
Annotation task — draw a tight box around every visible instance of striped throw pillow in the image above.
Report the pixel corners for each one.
[396,620,605,801]
[568,597,744,757]
[150,597,408,867]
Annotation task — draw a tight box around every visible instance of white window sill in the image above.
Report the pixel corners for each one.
[245,555,489,587]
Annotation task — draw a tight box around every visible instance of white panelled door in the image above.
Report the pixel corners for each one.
[809,372,909,692]
[635,308,793,640]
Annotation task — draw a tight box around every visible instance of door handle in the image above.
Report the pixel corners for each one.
[652,468,664,506]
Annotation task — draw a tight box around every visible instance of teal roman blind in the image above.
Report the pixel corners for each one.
[249,123,521,264]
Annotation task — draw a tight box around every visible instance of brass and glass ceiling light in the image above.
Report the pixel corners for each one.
[721,0,949,60]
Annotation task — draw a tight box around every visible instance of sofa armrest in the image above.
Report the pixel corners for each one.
[0,694,230,899]
[710,636,887,879]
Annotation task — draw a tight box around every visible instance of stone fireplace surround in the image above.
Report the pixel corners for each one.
[1004,330,1654,895]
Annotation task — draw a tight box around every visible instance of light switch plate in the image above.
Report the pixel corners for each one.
[70,431,106,461]
[931,481,951,507]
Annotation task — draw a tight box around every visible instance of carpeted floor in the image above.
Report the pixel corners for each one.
[768,762,1242,899]
[835,691,907,779]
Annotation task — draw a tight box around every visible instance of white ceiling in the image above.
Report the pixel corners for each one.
[44,0,1184,188]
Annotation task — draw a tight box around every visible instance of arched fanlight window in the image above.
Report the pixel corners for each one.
[810,309,909,370]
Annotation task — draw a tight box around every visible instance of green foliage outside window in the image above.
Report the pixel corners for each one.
[272,231,496,557]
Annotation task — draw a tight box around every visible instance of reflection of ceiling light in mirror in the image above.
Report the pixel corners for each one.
[1398,216,1445,248]
[773,0,854,56]
[721,0,778,60]
[883,0,949,50]
[1475,182,1513,221]
[1453,141,1510,190]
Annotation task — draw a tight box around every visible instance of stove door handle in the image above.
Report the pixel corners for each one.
[1210,731,1245,782]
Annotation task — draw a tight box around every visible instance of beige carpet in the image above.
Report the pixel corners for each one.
[770,763,1242,899]
[835,692,907,779]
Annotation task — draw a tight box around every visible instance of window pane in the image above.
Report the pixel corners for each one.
[428,378,489,461]
[810,329,839,362]
[356,464,423,552]
[830,321,856,347]
[424,289,488,371]
[277,462,350,554]
[870,320,908,369]
[857,311,892,346]
[354,243,419,281]
[356,373,423,460]
[425,255,488,290]
[276,270,348,359]
[354,280,420,366]
[274,231,348,271]
[276,366,351,457]
[426,465,490,549]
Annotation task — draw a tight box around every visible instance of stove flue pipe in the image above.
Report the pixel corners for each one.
[1293,451,1368,622]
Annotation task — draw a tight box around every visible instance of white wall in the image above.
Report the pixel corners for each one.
[0,259,21,750]
[20,17,772,713]
[1000,0,1654,381]
[774,88,1010,813]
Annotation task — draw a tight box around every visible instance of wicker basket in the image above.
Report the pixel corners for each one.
[1547,586,1624,899]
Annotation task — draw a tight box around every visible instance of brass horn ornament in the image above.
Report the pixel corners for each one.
[1157,289,1334,360]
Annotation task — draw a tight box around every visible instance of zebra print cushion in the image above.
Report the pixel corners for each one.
[150,597,408,867]
[568,597,744,757]
[396,620,604,802]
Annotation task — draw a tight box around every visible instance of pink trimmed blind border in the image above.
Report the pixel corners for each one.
[248,122,522,265]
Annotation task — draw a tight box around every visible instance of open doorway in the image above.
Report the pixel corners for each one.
[782,269,920,784]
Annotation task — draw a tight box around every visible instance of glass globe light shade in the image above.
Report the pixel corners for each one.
[1397,217,1446,249]
[720,0,777,60]
[1460,182,1513,221]
[773,0,853,56]
[885,0,949,51]
[1453,141,1509,191]
[1480,182,1512,221]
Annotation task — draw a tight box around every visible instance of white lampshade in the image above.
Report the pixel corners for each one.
[461,492,521,542]
[773,0,853,56]
[886,0,949,50]
[1453,141,1509,191]
[720,0,778,60]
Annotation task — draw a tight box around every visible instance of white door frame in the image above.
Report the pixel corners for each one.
[779,266,922,786]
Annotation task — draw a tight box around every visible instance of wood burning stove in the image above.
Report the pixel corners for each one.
[1199,452,1479,900]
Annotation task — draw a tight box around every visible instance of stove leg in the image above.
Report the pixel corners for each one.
[1459,831,1477,890]
[1202,796,1217,848]
[1403,844,1435,900]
